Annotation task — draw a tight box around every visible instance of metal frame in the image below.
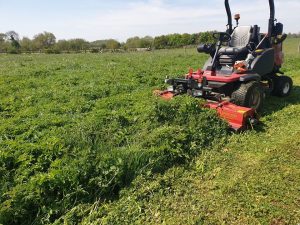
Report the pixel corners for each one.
[224,0,275,41]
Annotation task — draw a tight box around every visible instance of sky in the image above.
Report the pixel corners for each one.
[0,0,299,42]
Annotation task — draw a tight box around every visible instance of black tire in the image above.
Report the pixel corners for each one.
[231,81,264,112]
[271,75,293,97]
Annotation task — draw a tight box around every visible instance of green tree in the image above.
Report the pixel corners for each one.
[140,36,153,48]
[181,33,192,46]
[100,43,107,49]
[0,33,9,53]
[20,37,33,52]
[168,33,183,47]
[126,36,141,49]
[125,36,153,49]
[5,31,20,42]
[198,31,214,43]
[106,39,121,49]
[33,32,56,50]
[190,33,199,45]
[55,39,70,52]
[68,39,89,52]
[5,31,21,53]
[153,35,169,49]
[90,40,108,49]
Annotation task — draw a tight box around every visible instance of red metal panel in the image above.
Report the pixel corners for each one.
[203,71,244,83]
[154,90,174,100]
[205,101,256,131]
[185,70,247,83]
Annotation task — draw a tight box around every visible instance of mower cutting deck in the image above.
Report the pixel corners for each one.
[156,0,293,131]
[158,90,257,131]
[156,69,258,131]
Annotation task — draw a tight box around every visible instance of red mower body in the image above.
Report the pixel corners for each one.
[205,101,257,131]
[157,89,257,131]
[156,69,258,131]
[155,0,293,131]
[186,69,246,83]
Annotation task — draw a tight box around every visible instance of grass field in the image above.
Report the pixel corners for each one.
[0,39,300,225]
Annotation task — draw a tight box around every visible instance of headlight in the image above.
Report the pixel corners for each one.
[165,79,174,85]
[193,90,203,97]
[167,86,174,92]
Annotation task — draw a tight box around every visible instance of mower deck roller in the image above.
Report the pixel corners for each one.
[156,0,293,130]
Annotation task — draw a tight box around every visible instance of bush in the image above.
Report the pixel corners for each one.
[90,48,99,53]
[45,48,61,54]
[7,47,21,54]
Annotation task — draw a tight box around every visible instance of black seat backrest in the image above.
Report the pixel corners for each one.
[251,25,260,45]
[229,26,252,47]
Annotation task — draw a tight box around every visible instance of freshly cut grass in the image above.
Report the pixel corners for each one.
[63,58,300,225]
[0,52,227,225]
[54,40,300,225]
[1,38,299,225]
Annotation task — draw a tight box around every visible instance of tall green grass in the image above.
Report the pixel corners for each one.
[0,52,227,224]
[61,42,300,225]
[1,38,299,225]
[284,38,300,55]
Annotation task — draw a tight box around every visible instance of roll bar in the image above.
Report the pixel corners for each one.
[268,0,275,37]
[224,0,276,37]
[225,0,233,34]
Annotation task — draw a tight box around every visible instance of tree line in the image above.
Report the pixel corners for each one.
[1,30,300,54]
[0,30,217,54]
[287,32,300,39]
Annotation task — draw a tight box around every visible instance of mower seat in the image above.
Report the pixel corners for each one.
[219,26,252,56]
[219,46,248,55]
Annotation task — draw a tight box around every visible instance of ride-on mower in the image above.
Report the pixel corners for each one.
[156,0,293,131]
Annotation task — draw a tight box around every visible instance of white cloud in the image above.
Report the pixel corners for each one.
[70,0,224,41]
[71,0,300,41]
[1,0,300,41]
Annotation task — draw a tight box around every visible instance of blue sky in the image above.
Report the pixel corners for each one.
[0,0,299,42]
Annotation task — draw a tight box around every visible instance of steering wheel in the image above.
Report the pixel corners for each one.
[213,32,231,42]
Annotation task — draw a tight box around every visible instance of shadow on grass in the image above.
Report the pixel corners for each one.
[255,85,300,132]
[264,85,300,115]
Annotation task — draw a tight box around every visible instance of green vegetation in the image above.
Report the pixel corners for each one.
[0,50,227,224]
[1,29,300,54]
[0,39,300,225]
[284,37,300,54]
[0,30,216,53]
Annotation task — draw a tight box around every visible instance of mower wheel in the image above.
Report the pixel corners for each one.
[231,81,264,112]
[271,76,293,97]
